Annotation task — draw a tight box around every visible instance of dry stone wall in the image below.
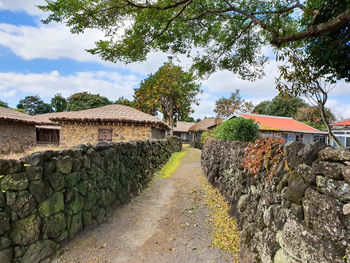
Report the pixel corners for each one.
[202,139,350,263]
[0,136,181,263]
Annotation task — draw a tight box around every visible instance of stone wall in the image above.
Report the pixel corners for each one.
[202,138,350,263]
[0,137,181,263]
[0,124,36,154]
[60,123,166,148]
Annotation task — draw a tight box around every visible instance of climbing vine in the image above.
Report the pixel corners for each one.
[243,137,285,180]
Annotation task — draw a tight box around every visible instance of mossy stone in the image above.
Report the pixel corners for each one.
[65,172,80,188]
[56,156,73,174]
[21,240,59,263]
[0,247,12,263]
[82,211,92,226]
[68,212,82,239]
[47,173,65,190]
[10,213,41,245]
[29,180,52,203]
[39,192,64,217]
[0,173,28,191]
[68,191,84,214]
[42,212,66,239]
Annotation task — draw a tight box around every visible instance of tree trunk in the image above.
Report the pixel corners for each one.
[319,99,343,148]
[169,97,174,135]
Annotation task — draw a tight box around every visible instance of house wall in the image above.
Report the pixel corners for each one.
[0,123,36,153]
[59,123,165,148]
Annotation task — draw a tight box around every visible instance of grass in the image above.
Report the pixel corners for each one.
[159,150,187,178]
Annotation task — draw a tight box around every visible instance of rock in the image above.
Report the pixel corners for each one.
[25,166,43,180]
[316,176,350,202]
[6,191,36,218]
[21,240,59,263]
[290,204,303,219]
[295,164,316,186]
[312,160,344,180]
[39,192,64,217]
[276,219,345,263]
[65,172,80,188]
[283,173,307,205]
[319,147,350,161]
[56,156,73,174]
[0,173,28,191]
[343,166,350,184]
[0,248,13,263]
[303,188,345,240]
[29,180,52,203]
[298,142,326,165]
[23,153,42,167]
[0,211,10,234]
[0,236,11,249]
[13,245,26,258]
[68,191,84,214]
[255,228,276,263]
[284,141,305,168]
[0,191,4,208]
[42,212,66,239]
[68,212,82,239]
[82,211,92,226]
[273,249,298,263]
[10,213,41,245]
[55,231,68,243]
[47,172,65,190]
[343,203,350,215]
[263,204,287,232]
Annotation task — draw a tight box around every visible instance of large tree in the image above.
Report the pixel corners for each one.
[115,96,135,108]
[17,96,53,115]
[67,92,112,111]
[253,94,307,117]
[51,93,68,112]
[39,0,350,81]
[0,100,8,108]
[134,60,201,131]
[294,106,335,130]
[214,89,254,118]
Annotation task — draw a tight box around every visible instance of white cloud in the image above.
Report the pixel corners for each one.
[191,93,216,119]
[0,70,139,104]
[326,99,350,121]
[0,0,45,15]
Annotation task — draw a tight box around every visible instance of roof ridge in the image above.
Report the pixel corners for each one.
[241,113,294,120]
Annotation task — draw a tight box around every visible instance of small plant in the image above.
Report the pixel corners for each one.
[215,117,259,142]
[243,137,285,179]
[201,127,217,145]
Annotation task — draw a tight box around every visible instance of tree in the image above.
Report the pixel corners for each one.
[40,0,350,80]
[215,117,259,142]
[0,100,8,108]
[115,96,135,108]
[305,0,350,81]
[253,95,307,117]
[67,92,112,111]
[17,96,53,115]
[294,106,335,130]
[179,116,195,122]
[134,60,201,132]
[277,49,343,147]
[214,89,254,118]
[51,93,67,112]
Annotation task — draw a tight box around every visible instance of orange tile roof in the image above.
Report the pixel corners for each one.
[237,113,324,134]
[333,119,350,126]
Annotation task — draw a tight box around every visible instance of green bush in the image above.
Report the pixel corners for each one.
[201,128,217,145]
[215,117,259,142]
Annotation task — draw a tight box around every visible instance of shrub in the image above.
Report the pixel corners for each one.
[215,117,259,142]
[201,128,217,145]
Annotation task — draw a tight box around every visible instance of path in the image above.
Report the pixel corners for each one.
[54,147,235,263]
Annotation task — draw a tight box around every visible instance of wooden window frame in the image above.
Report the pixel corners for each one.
[98,129,113,142]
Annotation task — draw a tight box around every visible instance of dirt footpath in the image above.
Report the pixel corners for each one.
[54,147,236,263]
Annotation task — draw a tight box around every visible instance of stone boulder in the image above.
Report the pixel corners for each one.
[0,173,28,191]
[21,240,59,263]
[319,147,350,162]
[10,214,41,245]
[312,160,344,180]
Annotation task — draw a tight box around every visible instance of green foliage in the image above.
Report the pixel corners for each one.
[39,0,350,81]
[214,89,254,118]
[134,61,201,128]
[0,100,8,108]
[67,92,112,111]
[51,93,67,112]
[253,94,307,117]
[17,96,53,115]
[115,96,134,108]
[179,116,195,122]
[215,118,259,142]
[201,128,217,145]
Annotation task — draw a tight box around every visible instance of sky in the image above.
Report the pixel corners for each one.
[0,0,349,120]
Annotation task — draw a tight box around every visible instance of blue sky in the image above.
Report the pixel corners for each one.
[0,0,349,119]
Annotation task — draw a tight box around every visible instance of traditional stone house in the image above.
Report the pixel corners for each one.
[0,107,37,153]
[230,113,328,143]
[330,119,350,147]
[188,118,222,148]
[49,104,170,148]
[32,113,62,145]
[173,121,196,142]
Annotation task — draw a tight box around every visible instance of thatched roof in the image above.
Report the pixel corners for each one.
[173,122,196,133]
[188,118,221,132]
[0,107,37,125]
[49,104,170,130]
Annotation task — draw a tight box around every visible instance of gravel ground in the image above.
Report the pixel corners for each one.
[53,147,236,263]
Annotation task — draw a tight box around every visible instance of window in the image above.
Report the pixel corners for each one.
[284,133,295,141]
[295,134,302,142]
[98,129,112,141]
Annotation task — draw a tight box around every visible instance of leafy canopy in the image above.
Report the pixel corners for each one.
[134,60,201,128]
[67,92,112,111]
[17,96,53,115]
[215,117,259,142]
[115,96,135,108]
[39,0,350,80]
[0,100,9,108]
[51,93,67,112]
[214,89,254,118]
